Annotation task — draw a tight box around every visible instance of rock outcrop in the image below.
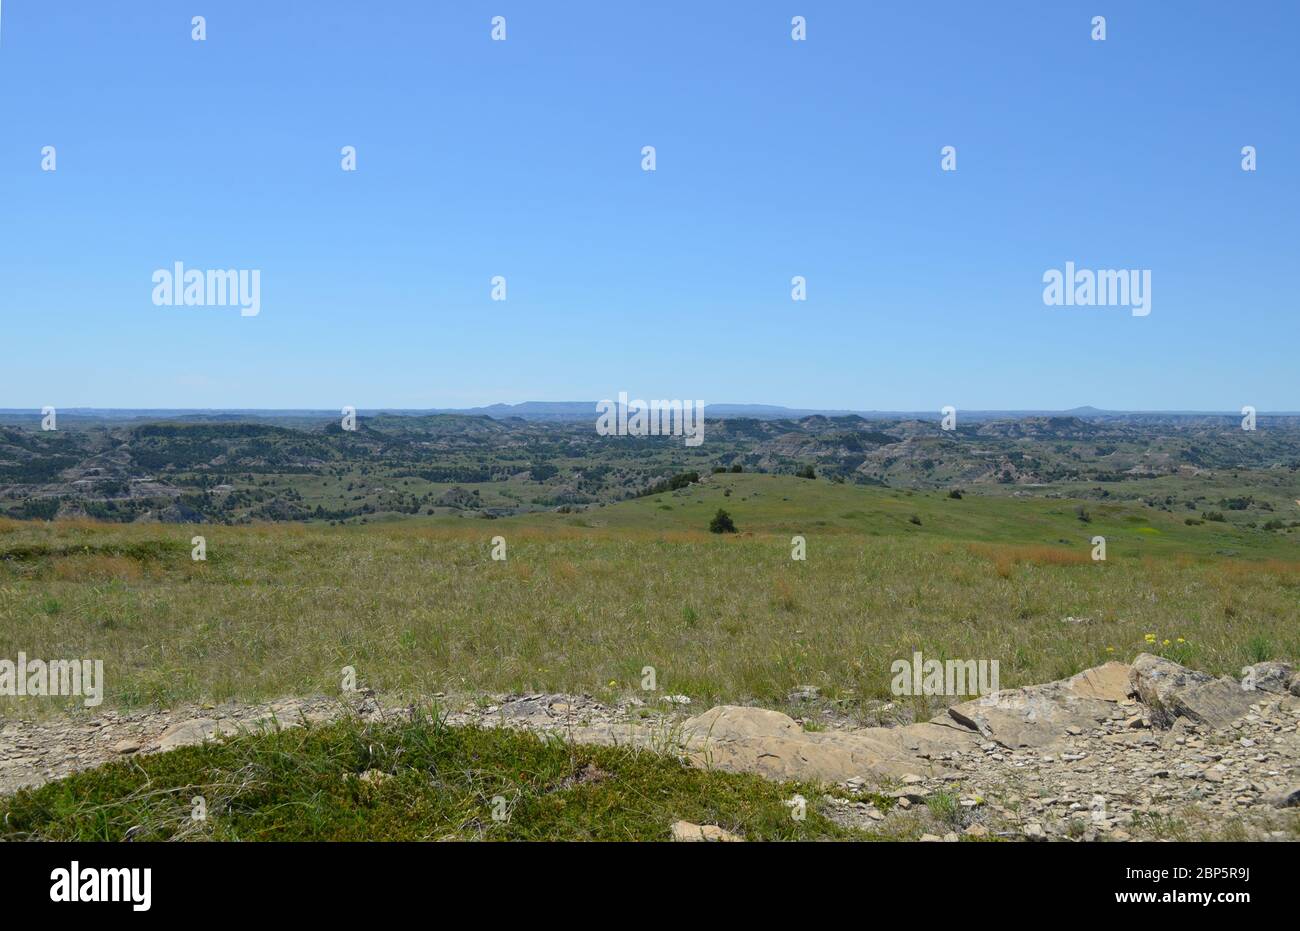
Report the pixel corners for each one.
[1240,661,1297,696]
[676,705,975,782]
[943,662,1133,749]
[1130,653,1258,729]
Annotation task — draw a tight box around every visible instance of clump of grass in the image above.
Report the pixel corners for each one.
[925,789,963,828]
[1131,810,1189,841]
[1245,635,1272,664]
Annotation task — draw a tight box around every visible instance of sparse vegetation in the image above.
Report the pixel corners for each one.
[1,472,1295,716]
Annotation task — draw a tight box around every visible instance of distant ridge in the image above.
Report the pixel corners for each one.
[4,404,1297,424]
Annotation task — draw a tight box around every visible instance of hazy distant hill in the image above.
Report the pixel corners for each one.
[1,407,1297,526]
[8,404,1299,427]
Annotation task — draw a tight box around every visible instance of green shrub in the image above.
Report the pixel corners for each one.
[709,509,737,534]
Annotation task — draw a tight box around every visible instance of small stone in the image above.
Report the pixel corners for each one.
[890,787,930,803]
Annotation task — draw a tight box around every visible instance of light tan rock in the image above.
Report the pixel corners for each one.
[669,820,743,842]
[677,706,971,783]
[1068,662,1134,702]
[945,682,1115,749]
[156,718,223,751]
[941,662,1134,750]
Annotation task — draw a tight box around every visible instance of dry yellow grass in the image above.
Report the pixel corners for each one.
[967,543,1094,578]
[49,555,145,582]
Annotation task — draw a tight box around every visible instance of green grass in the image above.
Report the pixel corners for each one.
[0,711,861,841]
[1,475,1296,715]
[533,473,1299,559]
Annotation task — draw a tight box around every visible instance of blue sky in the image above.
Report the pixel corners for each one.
[1,1,1296,411]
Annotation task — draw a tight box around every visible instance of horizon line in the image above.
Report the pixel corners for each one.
[3,404,1297,417]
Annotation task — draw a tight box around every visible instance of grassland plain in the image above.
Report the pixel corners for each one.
[1,474,1296,718]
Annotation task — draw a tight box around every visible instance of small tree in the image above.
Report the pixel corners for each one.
[709,508,737,534]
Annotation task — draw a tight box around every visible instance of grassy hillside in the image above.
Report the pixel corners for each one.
[1,475,1296,716]
[533,472,1300,559]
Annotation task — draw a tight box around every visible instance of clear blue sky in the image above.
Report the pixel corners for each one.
[1,1,1296,411]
